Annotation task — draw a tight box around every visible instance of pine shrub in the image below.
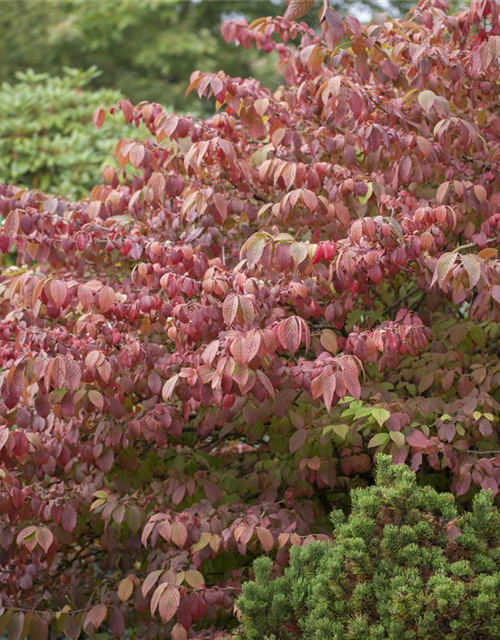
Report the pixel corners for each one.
[236,455,500,640]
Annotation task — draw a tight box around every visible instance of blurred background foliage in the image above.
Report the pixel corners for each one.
[0,0,454,196]
[0,0,415,111]
[0,67,132,198]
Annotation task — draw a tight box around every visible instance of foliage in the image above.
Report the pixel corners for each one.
[0,0,277,113]
[0,0,415,113]
[0,0,499,637]
[235,454,500,640]
[0,68,131,198]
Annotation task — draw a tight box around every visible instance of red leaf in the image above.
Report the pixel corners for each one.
[240,296,255,325]
[88,389,104,411]
[257,526,274,552]
[341,358,361,400]
[431,251,457,289]
[461,253,481,288]
[311,373,325,400]
[36,526,53,553]
[349,90,364,119]
[256,370,275,398]
[323,374,337,412]
[243,331,261,364]
[51,356,66,389]
[142,569,163,598]
[172,623,188,640]
[93,108,106,129]
[162,374,179,401]
[29,615,49,640]
[185,569,205,589]
[4,209,20,236]
[320,329,338,354]
[85,604,107,632]
[130,144,145,168]
[289,428,307,453]
[158,585,180,623]
[98,286,115,313]
[223,293,239,325]
[0,428,9,451]
[65,358,81,391]
[17,525,37,546]
[284,0,315,21]
[456,471,471,496]
[492,285,500,304]
[324,7,344,40]
[282,163,297,190]
[171,521,188,548]
[62,505,77,533]
[50,280,68,308]
[120,99,134,123]
[406,430,430,448]
[202,339,219,366]
[7,612,24,640]
[278,317,301,354]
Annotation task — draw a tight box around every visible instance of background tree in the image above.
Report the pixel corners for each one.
[0,0,416,112]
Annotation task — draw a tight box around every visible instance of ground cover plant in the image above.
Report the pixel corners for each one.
[0,0,499,637]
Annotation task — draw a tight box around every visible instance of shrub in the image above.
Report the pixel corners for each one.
[0,67,130,197]
[0,0,499,637]
[236,454,500,640]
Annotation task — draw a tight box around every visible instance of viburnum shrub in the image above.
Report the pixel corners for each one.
[0,0,499,637]
[235,454,500,640]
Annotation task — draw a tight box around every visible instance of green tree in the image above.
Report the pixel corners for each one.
[0,0,417,112]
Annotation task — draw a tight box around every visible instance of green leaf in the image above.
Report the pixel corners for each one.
[368,433,390,448]
[390,432,405,447]
[323,424,349,439]
[468,325,486,348]
[354,407,373,419]
[371,408,391,427]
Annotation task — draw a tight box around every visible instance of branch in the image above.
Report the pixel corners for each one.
[457,237,497,252]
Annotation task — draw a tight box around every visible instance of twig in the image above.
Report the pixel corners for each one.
[383,285,420,315]
[366,94,391,116]
[456,237,497,252]
[466,449,500,456]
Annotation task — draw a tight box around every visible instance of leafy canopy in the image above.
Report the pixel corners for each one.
[0,1,415,112]
[0,0,499,638]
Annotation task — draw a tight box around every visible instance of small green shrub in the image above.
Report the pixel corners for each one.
[0,67,130,197]
[236,455,500,640]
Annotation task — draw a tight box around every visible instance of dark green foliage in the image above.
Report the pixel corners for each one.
[0,0,416,112]
[236,456,500,640]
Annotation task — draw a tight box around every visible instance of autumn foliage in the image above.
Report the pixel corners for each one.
[0,0,500,637]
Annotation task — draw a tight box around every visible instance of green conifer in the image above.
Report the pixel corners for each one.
[236,456,500,640]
